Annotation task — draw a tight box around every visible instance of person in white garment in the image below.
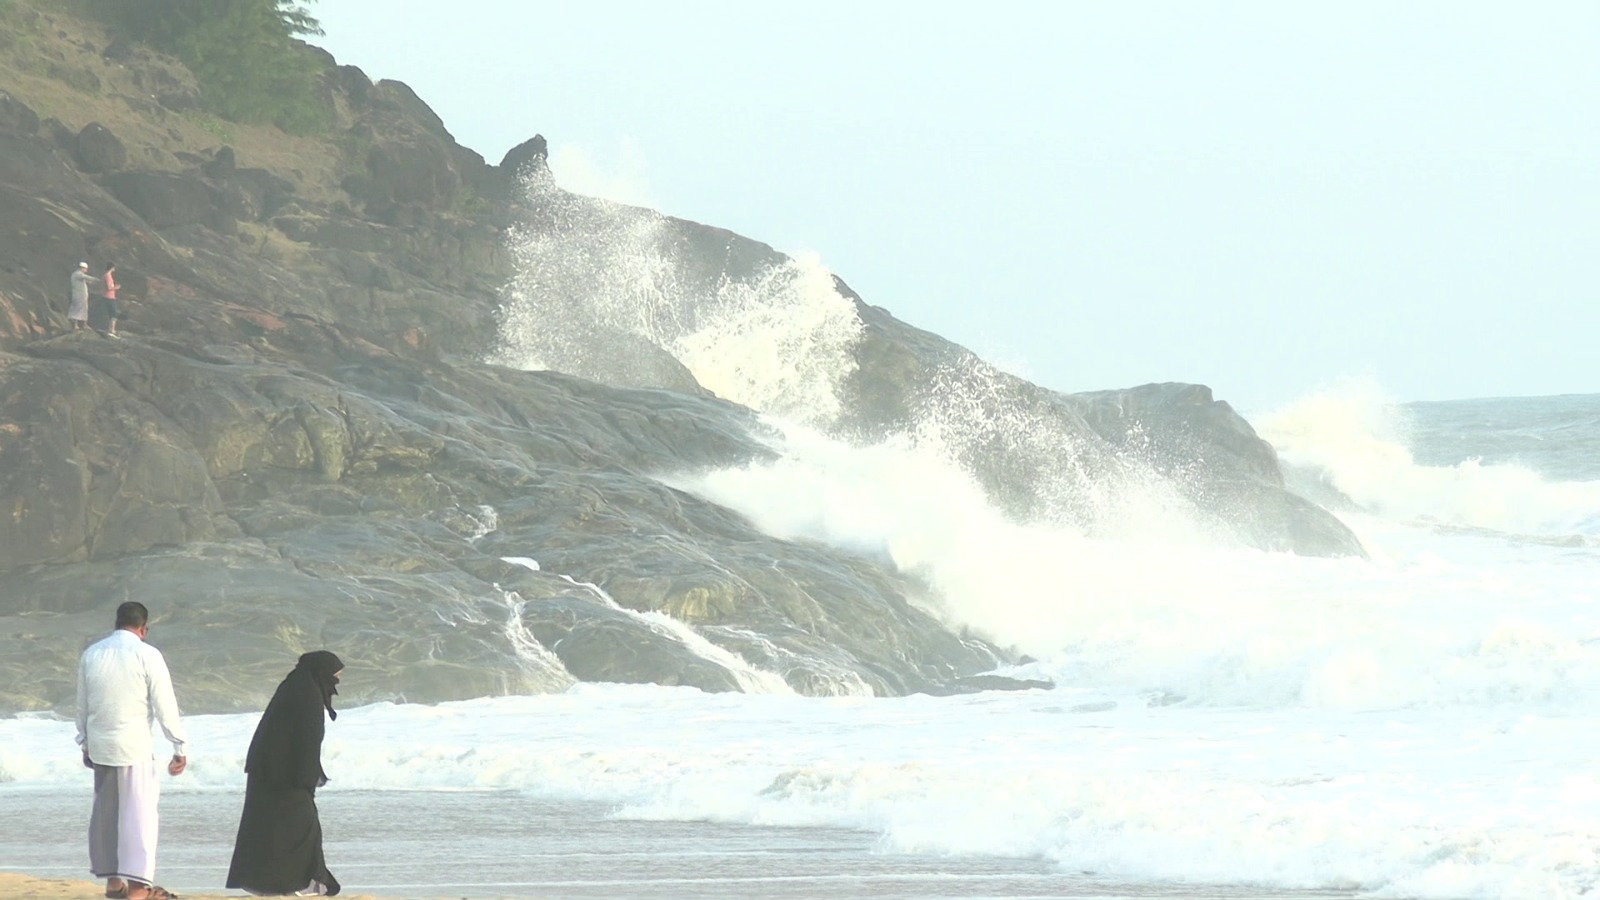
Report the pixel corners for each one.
[76,601,189,900]
[68,261,95,331]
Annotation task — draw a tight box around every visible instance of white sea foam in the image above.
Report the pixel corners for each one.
[670,252,861,425]
[494,586,568,678]
[670,420,1600,713]
[551,572,794,696]
[7,669,1600,898]
[1256,380,1600,537]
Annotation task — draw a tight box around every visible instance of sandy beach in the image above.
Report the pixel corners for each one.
[0,873,387,900]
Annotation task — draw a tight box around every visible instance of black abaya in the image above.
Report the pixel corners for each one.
[226,651,344,896]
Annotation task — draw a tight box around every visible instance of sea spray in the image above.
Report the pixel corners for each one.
[674,414,1600,711]
[491,168,1296,667]
[492,169,1226,547]
[909,355,1210,542]
[1258,381,1600,537]
[668,421,1211,662]
[491,173,861,427]
[670,253,861,424]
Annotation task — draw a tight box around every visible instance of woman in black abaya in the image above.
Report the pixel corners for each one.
[226,651,344,897]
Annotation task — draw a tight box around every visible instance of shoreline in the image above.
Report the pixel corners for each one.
[0,788,1363,900]
[0,873,392,900]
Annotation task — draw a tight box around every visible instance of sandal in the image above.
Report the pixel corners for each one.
[126,886,178,900]
[105,880,128,899]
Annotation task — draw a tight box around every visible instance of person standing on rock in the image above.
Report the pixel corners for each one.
[226,650,345,897]
[98,262,123,338]
[68,260,94,331]
[75,600,189,900]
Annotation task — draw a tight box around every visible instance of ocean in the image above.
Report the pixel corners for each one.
[4,388,1599,899]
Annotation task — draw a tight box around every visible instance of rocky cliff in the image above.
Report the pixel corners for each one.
[0,6,1362,714]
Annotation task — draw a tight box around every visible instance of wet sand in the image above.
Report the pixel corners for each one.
[0,789,1359,899]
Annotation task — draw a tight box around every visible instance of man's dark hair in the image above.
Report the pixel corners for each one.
[114,601,148,629]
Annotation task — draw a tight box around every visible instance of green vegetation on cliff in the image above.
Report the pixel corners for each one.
[79,0,327,133]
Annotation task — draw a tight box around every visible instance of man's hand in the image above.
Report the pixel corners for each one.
[168,754,187,776]
[82,750,93,769]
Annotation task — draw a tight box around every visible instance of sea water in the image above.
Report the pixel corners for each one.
[4,389,1599,899]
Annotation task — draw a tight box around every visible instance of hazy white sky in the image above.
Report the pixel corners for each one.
[314,1,1598,412]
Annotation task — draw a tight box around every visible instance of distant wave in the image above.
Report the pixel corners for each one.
[1255,380,1600,538]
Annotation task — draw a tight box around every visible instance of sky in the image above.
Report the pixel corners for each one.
[313,1,1598,413]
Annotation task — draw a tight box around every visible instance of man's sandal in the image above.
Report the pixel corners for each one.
[104,881,128,899]
[126,886,178,900]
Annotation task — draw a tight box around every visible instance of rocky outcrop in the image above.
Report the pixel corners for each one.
[1072,383,1365,556]
[829,288,1364,556]
[0,9,1359,716]
[0,327,999,711]
[499,134,549,180]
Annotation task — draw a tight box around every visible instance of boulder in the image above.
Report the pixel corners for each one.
[75,121,126,173]
[0,90,39,136]
[201,145,236,179]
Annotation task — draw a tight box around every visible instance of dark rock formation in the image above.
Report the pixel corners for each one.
[0,10,1361,717]
[75,121,125,172]
[499,134,549,179]
[832,288,1363,556]
[1073,383,1364,555]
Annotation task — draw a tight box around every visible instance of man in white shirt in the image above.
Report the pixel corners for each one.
[76,601,189,900]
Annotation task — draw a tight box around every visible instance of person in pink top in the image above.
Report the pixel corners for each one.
[99,262,122,339]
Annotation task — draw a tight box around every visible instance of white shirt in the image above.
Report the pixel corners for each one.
[75,629,189,766]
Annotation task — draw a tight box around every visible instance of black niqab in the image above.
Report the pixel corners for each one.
[243,650,342,788]
[228,650,344,896]
[299,649,342,721]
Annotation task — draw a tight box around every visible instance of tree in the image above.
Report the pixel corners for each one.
[85,0,328,133]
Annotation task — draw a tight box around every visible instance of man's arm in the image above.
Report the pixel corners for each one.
[145,648,189,762]
[74,656,89,762]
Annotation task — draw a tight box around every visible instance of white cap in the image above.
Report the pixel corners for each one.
[78,261,88,268]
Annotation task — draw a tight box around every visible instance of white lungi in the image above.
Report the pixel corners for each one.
[89,760,160,885]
